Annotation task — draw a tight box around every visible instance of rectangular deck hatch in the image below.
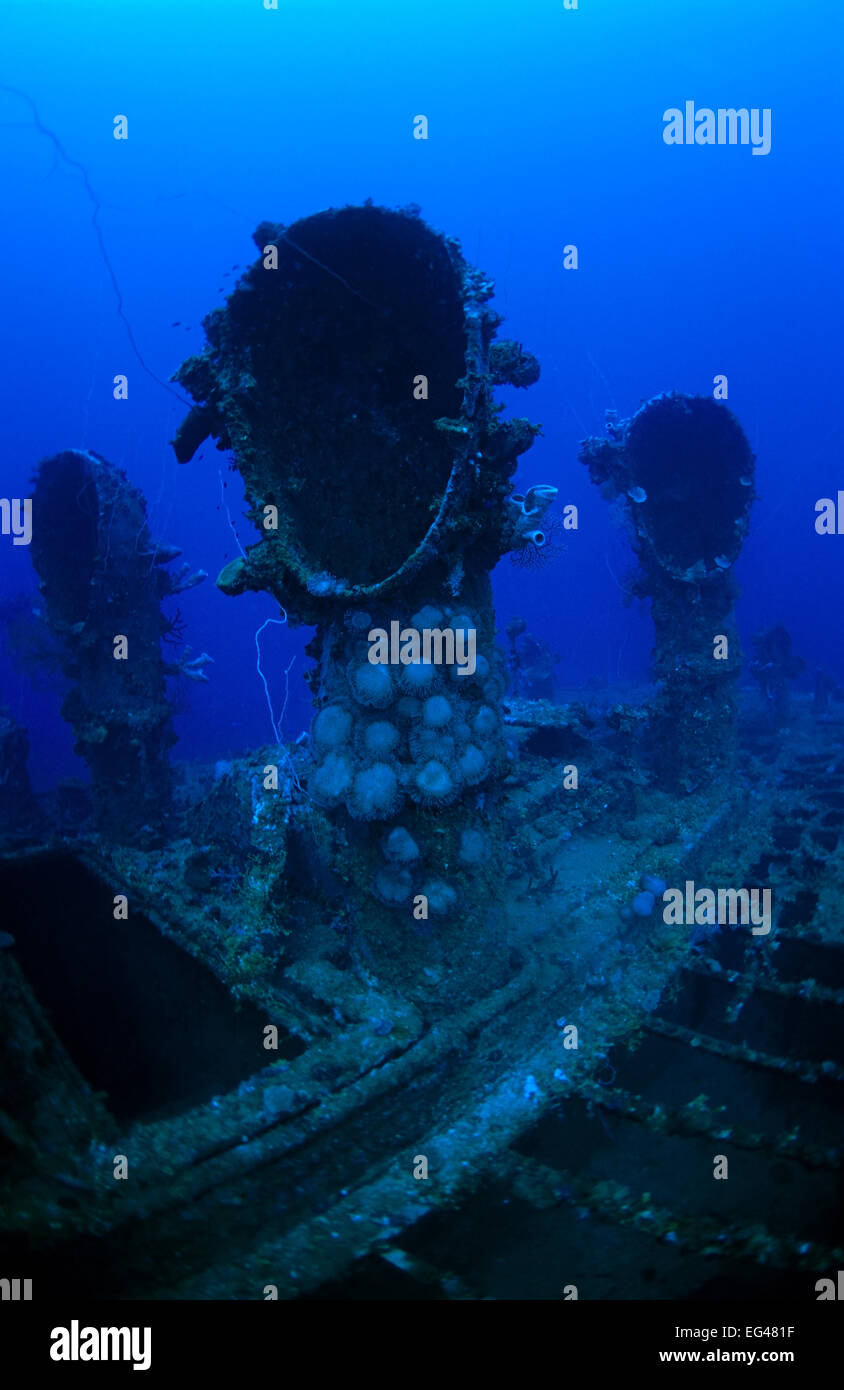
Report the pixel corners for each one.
[0,853,303,1124]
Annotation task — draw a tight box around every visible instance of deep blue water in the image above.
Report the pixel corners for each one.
[1,0,842,789]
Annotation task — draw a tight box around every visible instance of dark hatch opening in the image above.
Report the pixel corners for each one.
[0,853,303,1124]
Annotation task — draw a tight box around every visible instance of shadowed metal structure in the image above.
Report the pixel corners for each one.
[1,713,842,1299]
[580,394,756,790]
[30,449,204,842]
[172,205,552,964]
[4,217,839,1307]
[172,203,543,618]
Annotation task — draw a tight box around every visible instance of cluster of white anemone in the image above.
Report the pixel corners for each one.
[309,605,503,822]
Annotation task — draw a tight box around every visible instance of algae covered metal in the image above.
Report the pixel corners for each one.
[171,204,558,971]
[1,207,841,1303]
[580,394,756,790]
[29,449,204,842]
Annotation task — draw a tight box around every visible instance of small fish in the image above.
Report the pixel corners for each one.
[171,321,181,327]
[627,485,647,503]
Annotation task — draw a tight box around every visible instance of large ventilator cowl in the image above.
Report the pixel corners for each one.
[30,449,101,630]
[581,392,755,584]
[580,394,757,791]
[171,203,541,623]
[29,450,203,841]
[625,394,755,581]
[171,204,546,952]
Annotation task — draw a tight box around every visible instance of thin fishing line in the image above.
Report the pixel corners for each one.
[0,83,189,405]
